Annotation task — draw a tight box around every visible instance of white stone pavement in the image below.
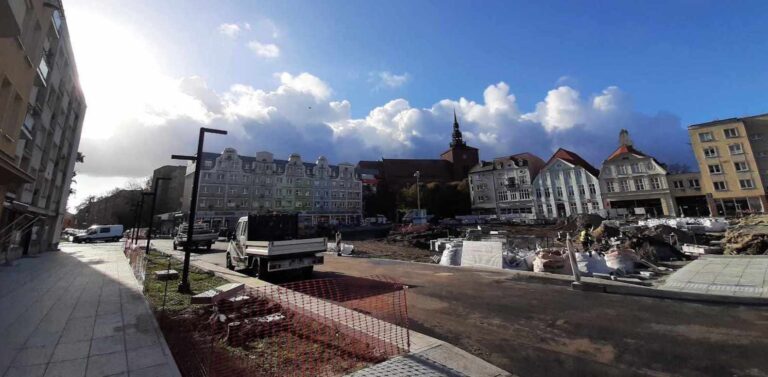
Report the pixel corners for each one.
[660,255,768,298]
[0,243,180,377]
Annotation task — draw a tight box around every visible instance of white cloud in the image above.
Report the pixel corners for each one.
[370,71,410,89]
[218,23,242,38]
[247,40,280,58]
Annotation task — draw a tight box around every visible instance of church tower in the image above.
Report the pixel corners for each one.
[440,110,479,180]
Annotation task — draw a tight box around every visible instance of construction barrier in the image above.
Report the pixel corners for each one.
[160,276,410,377]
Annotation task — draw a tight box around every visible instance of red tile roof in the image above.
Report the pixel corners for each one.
[605,144,646,162]
[546,148,600,177]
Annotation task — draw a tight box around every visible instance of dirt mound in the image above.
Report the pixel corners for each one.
[557,214,605,232]
[592,223,620,240]
[723,215,768,255]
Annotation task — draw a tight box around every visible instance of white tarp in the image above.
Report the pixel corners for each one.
[461,241,504,269]
[439,242,463,266]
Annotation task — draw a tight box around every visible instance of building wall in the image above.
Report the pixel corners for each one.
[533,160,603,218]
[599,154,676,216]
[151,165,186,214]
[0,1,85,261]
[183,148,363,230]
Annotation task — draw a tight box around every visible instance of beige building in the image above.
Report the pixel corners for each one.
[0,0,86,262]
[599,130,676,217]
[668,172,709,217]
[688,114,768,216]
[468,152,545,219]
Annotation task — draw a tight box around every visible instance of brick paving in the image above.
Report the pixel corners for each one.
[660,255,768,297]
[0,243,179,377]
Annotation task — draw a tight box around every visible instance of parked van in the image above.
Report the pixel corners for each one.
[72,225,124,243]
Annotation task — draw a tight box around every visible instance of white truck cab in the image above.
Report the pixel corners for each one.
[72,225,124,243]
[226,214,325,278]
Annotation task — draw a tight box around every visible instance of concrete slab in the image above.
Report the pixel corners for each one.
[660,255,768,298]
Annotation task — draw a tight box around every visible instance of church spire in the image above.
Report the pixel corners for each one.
[450,109,466,148]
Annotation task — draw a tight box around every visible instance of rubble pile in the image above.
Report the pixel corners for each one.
[723,215,768,255]
[556,213,605,232]
[386,224,456,250]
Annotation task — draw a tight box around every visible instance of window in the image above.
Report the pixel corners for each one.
[242,187,248,194]
[606,181,615,193]
[217,186,223,193]
[698,132,714,142]
[688,179,700,188]
[99,227,110,234]
[739,179,755,189]
[519,189,531,199]
[581,202,588,213]
[555,187,563,197]
[200,199,207,207]
[203,173,211,179]
[588,183,596,195]
[536,188,542,198]
[204,161,213,168]
[509,191,518,200]
[618,165,629,175]
[578,184,585,196]
[497,190,509,201]
[673,180,684,189]
[708,164,722,174]
[631,163,642,173]
[620,180,630,192]
[702,147,718,158]
[569,202,578,214]
[713,181,727,191]
[729,143,744,155]
[544,188,551,198]
[519,176,528,185]
[634,178,646,190]
[734,161,749,172]
[567,186,574,196]
[751,133,763,141]
[724,128,739,138]
[217,174,224,181]
[591,202,600,211]
[651,177,662,190]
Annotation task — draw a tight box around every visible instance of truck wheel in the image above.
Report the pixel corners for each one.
[257,259,270,279]
[226,252,234,270]
[206,243,212,251]
[300,266,313,279]
[172,242,177,250]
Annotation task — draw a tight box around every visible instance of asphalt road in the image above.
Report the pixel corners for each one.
[150,239,768,377]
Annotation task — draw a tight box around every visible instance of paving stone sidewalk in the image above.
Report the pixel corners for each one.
[0,243,180,377]
[660,255,768,297]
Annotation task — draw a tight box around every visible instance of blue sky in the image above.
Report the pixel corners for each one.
[65,0,768,207]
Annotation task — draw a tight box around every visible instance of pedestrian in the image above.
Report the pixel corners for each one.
[578,224,594,257]
[335,230,342,256]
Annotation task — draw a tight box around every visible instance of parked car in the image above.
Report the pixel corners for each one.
[72,225,124,243]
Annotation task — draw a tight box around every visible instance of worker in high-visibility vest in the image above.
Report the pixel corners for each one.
[578,224,594,257]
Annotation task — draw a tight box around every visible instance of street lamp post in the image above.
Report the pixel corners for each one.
[172,127,227,293]
[132,196,145,245]
[145,177,171,254]
[414,171,421,223]
[135,192,154,245]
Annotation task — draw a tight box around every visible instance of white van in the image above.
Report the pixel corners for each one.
[72,225,124,243]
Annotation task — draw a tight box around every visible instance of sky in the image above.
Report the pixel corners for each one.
[63,0,768,211]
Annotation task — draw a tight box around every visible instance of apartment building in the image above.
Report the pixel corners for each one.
[182,148,362,231]
[468,152,545,218]
[1,0,86,262]
[599,130,676,216]
[533,148,604,219]
[688,114,768,216]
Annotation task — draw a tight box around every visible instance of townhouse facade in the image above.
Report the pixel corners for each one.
[599,130,676,217]
[688,114,768,216]
[1,0,86,262]
[534,148,604,219]
[468,153,545,218]
[182,148,362,231]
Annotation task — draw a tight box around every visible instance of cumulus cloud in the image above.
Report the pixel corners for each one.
[247,40,280,58]
[370,71,410,90]
[218,22,250,38]
[78,72,692,177]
